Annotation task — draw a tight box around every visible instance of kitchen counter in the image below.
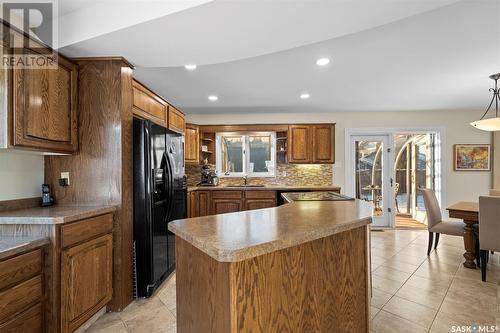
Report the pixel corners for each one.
[281,191,354,203]
[0,235,49,260]
[187,185,341,192]
[0,205,117,224]
[169,199,371,262]
[172,198,372,332]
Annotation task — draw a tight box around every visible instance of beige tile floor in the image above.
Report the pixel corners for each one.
[87,230,500,333]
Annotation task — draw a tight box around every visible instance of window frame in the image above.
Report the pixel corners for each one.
[216,131,276,178]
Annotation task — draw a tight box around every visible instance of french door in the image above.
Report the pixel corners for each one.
[347,135,394,228]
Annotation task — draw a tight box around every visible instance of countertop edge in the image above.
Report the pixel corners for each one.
[0,237,50,260]
[0,205,117,225]
[169,216,372,263]
[188,185,342,192]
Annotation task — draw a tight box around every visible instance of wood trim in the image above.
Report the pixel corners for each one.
[72,57,134,69]
[0,197,40,212]
[200,124,289,133]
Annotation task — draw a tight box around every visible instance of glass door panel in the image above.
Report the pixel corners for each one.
[349,135,392,228]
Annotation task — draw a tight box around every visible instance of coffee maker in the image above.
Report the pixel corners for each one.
[198,165,219,186]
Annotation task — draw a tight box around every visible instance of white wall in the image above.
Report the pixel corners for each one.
[187,110,492,211]
[0,150,44,200]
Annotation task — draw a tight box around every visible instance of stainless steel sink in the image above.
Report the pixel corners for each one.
[224,185,266,188]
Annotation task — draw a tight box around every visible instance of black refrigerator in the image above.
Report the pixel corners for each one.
[133,118,187,298]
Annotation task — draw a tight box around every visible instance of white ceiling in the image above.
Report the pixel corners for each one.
[58,0,500,114]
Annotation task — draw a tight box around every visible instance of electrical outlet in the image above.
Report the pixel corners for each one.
[60,172,70,185]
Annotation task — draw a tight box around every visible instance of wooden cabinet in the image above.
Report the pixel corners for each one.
[132,80,167,126]
[0,30,78,153]
[288,125,312,163]
[0,247,45,333]
[185,124,199,165]
[59,214,113,333]
[61,234,113,333]
[288,124,335,164]
[168,105,185,134]
[244,191,277,210]
[312,124,335,163]
[211,191,244,215]
[188,191,211,218]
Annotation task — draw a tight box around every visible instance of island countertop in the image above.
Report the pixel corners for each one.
[0,205,117,224]
[168,199,372,262]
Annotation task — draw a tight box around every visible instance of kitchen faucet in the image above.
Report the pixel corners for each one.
[243,174,248,186]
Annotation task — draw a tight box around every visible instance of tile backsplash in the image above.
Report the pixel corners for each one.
[185,163,333,187]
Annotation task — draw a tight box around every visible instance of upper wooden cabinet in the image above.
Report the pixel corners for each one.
[312,124,335,163]
[288,125,312,163]
[132,80,167,126]
[168,105,185,134]
[185,124,199,165]
[0,36,78,153]
[288,124,335,164]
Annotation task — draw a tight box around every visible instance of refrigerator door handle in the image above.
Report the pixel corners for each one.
[164,152,175,222]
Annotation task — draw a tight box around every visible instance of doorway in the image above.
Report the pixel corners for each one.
[345,128,444,229]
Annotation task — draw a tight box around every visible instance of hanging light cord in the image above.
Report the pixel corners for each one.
[479,74,500,120]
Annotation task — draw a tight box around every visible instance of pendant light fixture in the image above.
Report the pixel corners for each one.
[470,73,500,131]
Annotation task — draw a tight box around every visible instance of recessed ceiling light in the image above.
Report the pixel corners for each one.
[316,57,330,66]
[208,95,218,101]
[184,64,197,70]
[300,93,310,100]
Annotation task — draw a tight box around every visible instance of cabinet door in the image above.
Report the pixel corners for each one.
[211,199,243,215]
[12,51,78,153]
[185,124,199,164]
[168,105,186,134]
[198,191,210,217]
[132,80,167,126]
[245,199,276,211]
[288,125,312,163]
[312,124,335,163]
[61,234,113,333]
[188,191,199,218]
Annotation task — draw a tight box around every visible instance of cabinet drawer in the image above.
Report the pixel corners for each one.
[0,249,42,290]
[211,191,243,199]
[245,191,276,199]
[61,213,113,248]
[0,302,43,333]
[0,275,42,322]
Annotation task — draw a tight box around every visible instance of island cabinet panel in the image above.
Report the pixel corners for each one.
[185,124,199,165]
[175,225,369,333]
[288,125,312,163]
[312,124,335,163]
[61,234,113,333]
[132,80,167,126]
[168,105,186,134]
[11,50,78,153]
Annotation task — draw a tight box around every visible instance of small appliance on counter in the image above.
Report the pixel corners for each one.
[41,184,55,207]
[197,164,219,186]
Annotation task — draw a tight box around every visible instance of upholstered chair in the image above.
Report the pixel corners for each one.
[489,189,500,196]
[479,196,500,282]
[422,189,466,255]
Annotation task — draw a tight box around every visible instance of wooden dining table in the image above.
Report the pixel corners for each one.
[446,201,479,269]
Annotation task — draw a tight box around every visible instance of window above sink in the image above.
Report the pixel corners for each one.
[216,132,276,178]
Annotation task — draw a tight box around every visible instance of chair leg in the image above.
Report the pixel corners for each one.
[434,233,440,249]
[427,232,434,256]
[480,250,487,282]
[486,251,490,263]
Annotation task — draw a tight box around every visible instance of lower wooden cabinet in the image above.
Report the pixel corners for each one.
[212,199,244,214]
[244,191,277,210]
[0,247,45,333]
[61,234,113,333]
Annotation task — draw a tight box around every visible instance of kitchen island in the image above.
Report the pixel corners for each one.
[168,199,372,333]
